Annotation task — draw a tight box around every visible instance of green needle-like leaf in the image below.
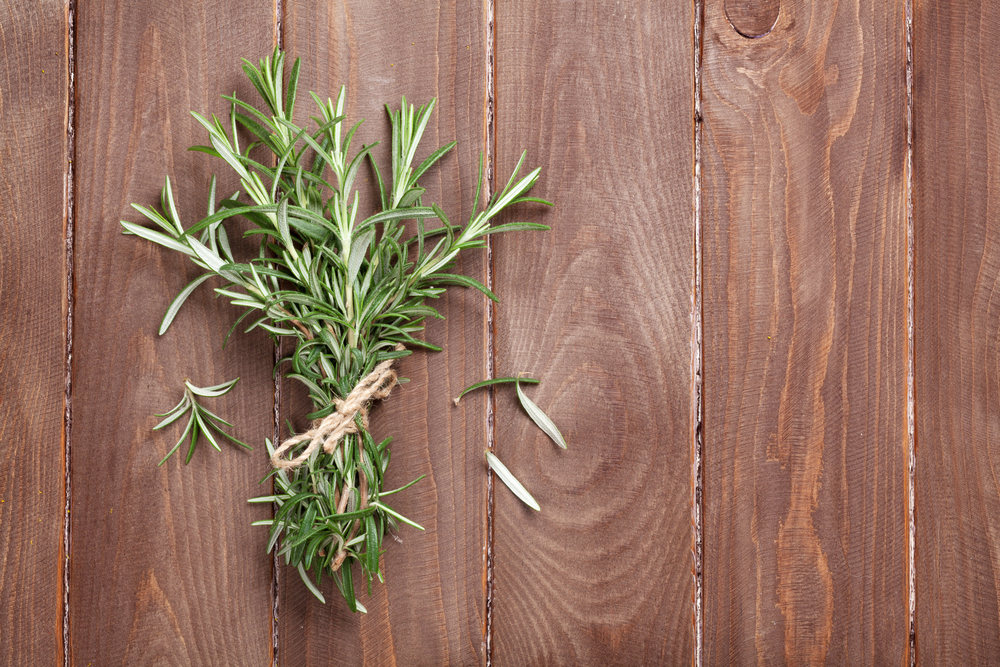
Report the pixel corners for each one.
[516,376,567,449]
[364,514,379,573]
[298,562,326,604]
[454,376,540,404]
[160,273,214,335]
[486,451,540,511]
[159,413,195,466]
[371,502,424,530]
[121,221,193,256]
[348,230,374,287]
[186,377,240,397]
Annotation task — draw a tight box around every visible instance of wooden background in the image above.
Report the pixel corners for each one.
[2,0,998,664]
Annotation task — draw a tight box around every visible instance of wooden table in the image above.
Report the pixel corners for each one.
[2,0,996,664]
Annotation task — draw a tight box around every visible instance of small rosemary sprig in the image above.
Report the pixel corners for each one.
[124,48,550,610]
[153,377,249,465]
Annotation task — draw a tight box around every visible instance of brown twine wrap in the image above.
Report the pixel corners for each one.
[270,344,405,470]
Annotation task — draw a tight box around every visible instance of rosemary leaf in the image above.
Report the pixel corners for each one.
[453,376,540,404]
[486,451,540,512]
[159,273,214,335]
[516,376,567,449]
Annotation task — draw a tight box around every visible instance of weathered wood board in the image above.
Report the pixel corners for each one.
[70,2,275,662]
[913,0,1000,663]
[0,1,69,663]
[491,0,695,664]
[701,0,910,663]
[7,0,1000,663]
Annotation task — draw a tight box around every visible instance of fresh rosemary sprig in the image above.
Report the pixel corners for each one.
[153,377,248,465]
[123,48,550,610]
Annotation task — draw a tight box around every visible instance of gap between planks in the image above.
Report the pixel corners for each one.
[905,0,916,663]
[63,0,78,664]
[272,343,282,667]
[484,0,498,663]
[692,0,705,664]
[272,4,284,665]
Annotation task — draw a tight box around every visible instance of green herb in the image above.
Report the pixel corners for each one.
[456,374,567,511]
[456,374,566,448]
[453,375,540,404]
[124,48,550,609]
[153,377,249,465]
[486,451,540,511]
[515,375,567,449]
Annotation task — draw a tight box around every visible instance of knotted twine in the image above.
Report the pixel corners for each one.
[270,345,405,470]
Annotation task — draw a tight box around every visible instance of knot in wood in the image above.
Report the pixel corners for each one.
[725,0,780,38]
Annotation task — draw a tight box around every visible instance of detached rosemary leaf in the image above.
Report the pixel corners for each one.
[456,374,566,449]
[486,451,539,511]
[454,375,540,404]
[516,377,567,449]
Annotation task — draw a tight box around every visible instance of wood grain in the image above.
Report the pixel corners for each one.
[913,1,1000,662]
[491,0,694,664]
[14,0,992,662]
[701,0,909,663]
[71,2,275,663]
[279,1,490,664]
[0,1,67,663]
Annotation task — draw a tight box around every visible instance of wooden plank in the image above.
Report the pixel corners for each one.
[278,2,490,665]
[0,1,68,663]
[71,2,276,663]
[701,0,910,663]
[913,1,1000,662]
[491,0,694,664]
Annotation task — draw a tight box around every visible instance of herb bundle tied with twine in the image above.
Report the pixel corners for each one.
[123,49,549,610]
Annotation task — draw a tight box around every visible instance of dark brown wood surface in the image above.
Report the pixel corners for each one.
[278,2,491,665]
[0,1,68,664]
[701,0,910,664]
[913,0,1000,663]
[9,0,1000,663]
[70,1,276,663]
[490,0,695,664]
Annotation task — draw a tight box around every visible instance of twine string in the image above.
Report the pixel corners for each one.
[270,345,404,470]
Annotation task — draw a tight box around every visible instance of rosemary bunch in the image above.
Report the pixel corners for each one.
[123,48,549,610]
